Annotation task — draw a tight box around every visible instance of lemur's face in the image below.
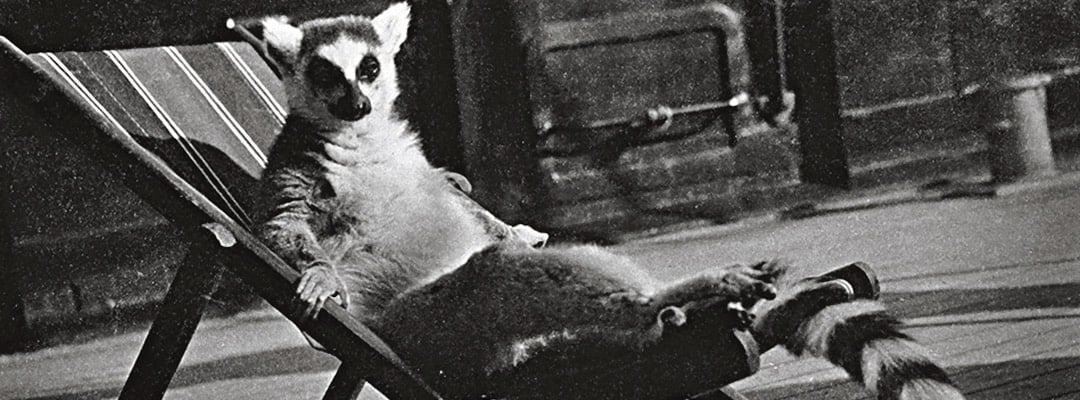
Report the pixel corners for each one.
[305,40,382,121]
[262,3,410,126]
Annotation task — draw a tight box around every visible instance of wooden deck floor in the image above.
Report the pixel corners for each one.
[4,187,1080,400]
[727,250,1080,400]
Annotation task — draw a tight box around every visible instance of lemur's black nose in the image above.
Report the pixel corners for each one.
[332,85,372,121]
[335,100,371,121]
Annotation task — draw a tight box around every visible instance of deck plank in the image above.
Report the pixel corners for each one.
[965,359,1080,400]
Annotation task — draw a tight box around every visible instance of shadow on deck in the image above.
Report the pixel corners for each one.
[747,356,1080,400]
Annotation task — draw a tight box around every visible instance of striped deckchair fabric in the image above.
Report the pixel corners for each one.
[28,43,286,228]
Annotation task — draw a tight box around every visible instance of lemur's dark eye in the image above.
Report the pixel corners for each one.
[357,55,380,83]
[306,57,343,89]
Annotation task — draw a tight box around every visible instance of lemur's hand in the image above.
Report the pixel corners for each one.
[295,264,348,321]
[511,224,549,248]
[444,171,473,194]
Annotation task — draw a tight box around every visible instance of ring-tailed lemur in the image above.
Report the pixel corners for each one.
[253,4,964,399]
[255,4,547,321]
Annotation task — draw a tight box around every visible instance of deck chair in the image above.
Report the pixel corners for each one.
[0,19,771,400]
[0,36,444,399]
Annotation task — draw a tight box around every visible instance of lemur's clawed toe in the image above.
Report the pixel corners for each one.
[747,258,791,284]
[718,266,778,305]
[610,291,652,306]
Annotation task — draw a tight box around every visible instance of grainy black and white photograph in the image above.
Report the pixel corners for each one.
[1,0,1078,399]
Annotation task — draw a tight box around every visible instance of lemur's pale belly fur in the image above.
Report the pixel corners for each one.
[318,145,492,276]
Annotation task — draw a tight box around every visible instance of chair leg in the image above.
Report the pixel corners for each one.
[0,164,27,353]
[323,362,368,400]
[118,244,224,400]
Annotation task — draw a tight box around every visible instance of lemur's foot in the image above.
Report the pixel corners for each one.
[511,224,549,248]
[741,259,790,286]
[650,259,789,332]
[294,265,349,321]
[659,262,782,312]
[716,261,787,305]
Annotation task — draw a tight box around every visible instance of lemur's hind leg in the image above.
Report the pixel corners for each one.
[652,260,789,329]
[653,260,788,307]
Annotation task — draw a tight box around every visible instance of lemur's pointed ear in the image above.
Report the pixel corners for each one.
[372,2,410,53]
[261,16,303,73]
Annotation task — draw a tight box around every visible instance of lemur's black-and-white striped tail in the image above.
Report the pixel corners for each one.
[753,271,964,400]
[784,300,964,400]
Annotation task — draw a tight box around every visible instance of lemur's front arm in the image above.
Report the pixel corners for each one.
[258,165,348,317]
[259,164,330,268]
[445,184,549,248]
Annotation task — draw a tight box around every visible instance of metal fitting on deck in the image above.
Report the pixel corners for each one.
[974,74,1057,183]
